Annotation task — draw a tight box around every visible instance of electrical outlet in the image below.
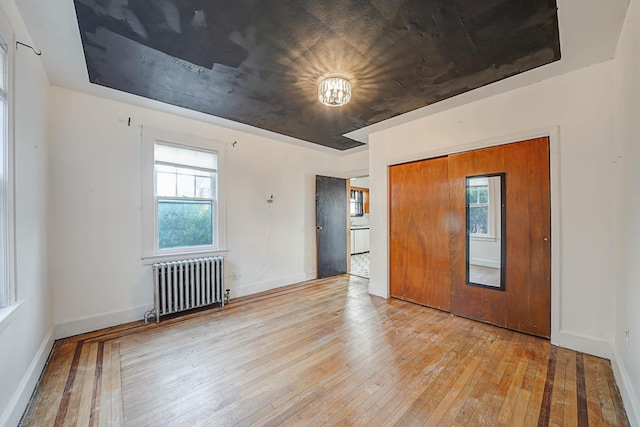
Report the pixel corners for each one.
[625,329,629,348]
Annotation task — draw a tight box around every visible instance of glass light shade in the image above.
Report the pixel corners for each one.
[318,77,351,107]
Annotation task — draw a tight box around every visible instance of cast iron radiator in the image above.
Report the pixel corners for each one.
[144,257,227,324]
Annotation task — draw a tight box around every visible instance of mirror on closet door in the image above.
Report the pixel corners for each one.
[465,173,506,290]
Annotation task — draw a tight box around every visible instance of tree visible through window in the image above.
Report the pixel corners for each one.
[155,143,217,251]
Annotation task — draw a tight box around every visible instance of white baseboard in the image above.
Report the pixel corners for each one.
[469,258,501,269]
[558,330,612,359]
[55,272,320,339]
[0,326,54,427]
[55,304,150,339]
[611,346,640,427]
[231,272,316,298]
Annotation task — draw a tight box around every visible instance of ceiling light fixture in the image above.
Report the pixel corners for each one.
[318,77,351,107]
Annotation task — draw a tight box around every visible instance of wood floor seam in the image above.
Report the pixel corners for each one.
[53,340,85,426]
[89,341,105,427]
[538,345,558,426]
[576,352,589,427]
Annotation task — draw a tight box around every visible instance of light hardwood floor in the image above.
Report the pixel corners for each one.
[21,275,629,426]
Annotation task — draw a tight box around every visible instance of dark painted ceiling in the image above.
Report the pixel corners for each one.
[74,0,560,151]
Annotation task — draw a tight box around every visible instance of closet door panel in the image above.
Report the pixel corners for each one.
[449,138,551,338]
[389,157,451,311]
[448,144,508,326]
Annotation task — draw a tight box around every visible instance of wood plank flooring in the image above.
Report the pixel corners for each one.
[20,275,629,426]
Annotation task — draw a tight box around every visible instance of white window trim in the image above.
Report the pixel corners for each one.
[0,299,23,335]
[469,177,500,241]
[141,126,228,265]
[153,141,217,254]
[0,8,16,311]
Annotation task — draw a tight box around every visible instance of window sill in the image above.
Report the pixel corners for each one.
[142,249,230,265]
[0,299,25,336]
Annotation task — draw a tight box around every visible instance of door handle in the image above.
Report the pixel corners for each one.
[317,226,323,230]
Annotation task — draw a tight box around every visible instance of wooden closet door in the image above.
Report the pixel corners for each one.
[389,157,451,311]
[448,138,551,338]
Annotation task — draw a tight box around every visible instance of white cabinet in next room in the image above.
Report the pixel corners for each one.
[351,228,370,255]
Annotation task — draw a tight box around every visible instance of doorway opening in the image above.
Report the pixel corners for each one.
[350,177,370,278]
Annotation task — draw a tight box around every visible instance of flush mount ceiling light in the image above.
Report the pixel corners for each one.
[318,77,351,107]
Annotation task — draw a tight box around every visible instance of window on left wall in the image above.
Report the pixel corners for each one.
[0,15,13,308]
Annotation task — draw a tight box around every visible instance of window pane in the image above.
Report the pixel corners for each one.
[157,200,213,249]
[156,172,176,197]
[195,176,211,198]
[350,190,364,216]
[466,187,478,203]
[478,187,489,203]
[469,206,488,234]
[177,174,195,197]
[155,143,217,170]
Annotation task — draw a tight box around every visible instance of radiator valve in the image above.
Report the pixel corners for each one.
[143,309,157,325]
[224,289,231,305]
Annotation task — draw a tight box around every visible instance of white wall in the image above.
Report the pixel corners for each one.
[340,148,368,178]
[368,61,617,357]
[350,177,369,188]
[48,87,347,338]
[0,1,52,426]
[613,0,640,424]
[469,238,501,269]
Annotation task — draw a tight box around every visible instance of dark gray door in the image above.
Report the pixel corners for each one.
[316,175,348,278]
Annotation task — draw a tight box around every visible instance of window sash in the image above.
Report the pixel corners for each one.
[468,181,498,239]
[155,165,215,199]
[153,143,218,253]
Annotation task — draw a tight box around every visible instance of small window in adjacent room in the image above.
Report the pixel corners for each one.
[350,189,364,217]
